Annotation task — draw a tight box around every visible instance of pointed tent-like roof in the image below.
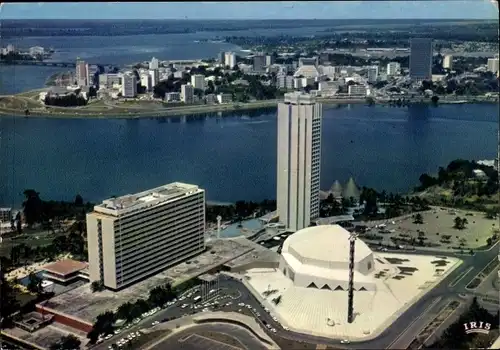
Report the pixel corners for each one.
[330,180,343,198]
[343,177,360,200]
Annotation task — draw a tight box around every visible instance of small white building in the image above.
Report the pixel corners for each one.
[165,92,181,102]
[191,74,205,90]
[473,169,488,179]
[348,84,367,96]
[217,93,232,104]
[121,73,137,98]
[387,62,401,76]
[181,84,194,104]
[149,69,159,88]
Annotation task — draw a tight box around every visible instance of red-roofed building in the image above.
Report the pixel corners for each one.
[43,259,88,284]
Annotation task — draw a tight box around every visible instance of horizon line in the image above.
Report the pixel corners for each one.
[2,18,497,21]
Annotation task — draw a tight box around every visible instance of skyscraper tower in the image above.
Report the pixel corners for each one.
[277,92,322,232]
[409,38,433,81]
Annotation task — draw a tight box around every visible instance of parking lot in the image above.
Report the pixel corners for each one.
[178,333,243,350]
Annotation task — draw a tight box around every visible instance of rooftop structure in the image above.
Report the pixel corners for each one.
[279,226,375,291]
[43,259,88,284]
[293,65,320,79]
[343,177,361,201]
[94,182,200,217]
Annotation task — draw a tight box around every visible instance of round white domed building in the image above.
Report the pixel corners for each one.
[242,224,461,341]
[278,225,376,291]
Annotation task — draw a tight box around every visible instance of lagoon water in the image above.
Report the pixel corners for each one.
[0,31,497,206]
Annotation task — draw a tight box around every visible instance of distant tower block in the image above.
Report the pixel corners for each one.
[216,215,222,239]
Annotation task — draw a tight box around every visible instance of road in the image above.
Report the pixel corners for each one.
[146,323,269,350]
[95,242,499,350]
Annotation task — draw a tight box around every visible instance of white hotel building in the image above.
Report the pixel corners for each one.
[86,182,206,290]
[277,93,322,232]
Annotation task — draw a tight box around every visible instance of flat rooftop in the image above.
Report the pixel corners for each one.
[43,259,88,276]
[40,238,254,324]
[93,182,202,217]
[2,323,86,350]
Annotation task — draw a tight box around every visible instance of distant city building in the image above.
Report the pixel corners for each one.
[366,66,379,83]
[0,208,12,223]
[121,73,137,98]
[277,73,294,90]
[277,92,322,232]
[386,62,401,76]
[218,52,225,64]
[149,57,159,70]
[140,73,152,92]
[29,46,45,56]
[165,92,181,102]
[98,73,121,89]
[443,55,453,70]
[224,52,236,69]
[181,84,194,104]
[348,84,367,96]
[217,93,232,104]
[409,38,433,81]
[265,55,275,66]
[75,59,90,86]
[340,66,354,76]
[190,74,205,90]
[86,182,206,290]
[299,57,318,67]
[318,81,340,96]
[253,54,266,72]
[6,44,15,53]
[487,58,499,74]
[148,69,159,89]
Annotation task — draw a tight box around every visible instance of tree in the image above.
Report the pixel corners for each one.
[92,311,115,337]
[90,281,104,293]
[413,213,424,224]
[50,334,81,350]
[431,95,439,105]
[23,189,43,226]
[116,302,134,322]
[454,216,467,230]
[0,275,20,326]
[74,194,84,206]
[27,272,44,295]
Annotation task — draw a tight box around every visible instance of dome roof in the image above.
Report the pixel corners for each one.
[343,177,360,199]
[282,225,373,266]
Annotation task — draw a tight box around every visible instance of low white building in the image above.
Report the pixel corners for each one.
[348,84,367,96]
[386,62,401,76]
[318,81,340,96]
[165,92,181,102]
[217,93,232,104]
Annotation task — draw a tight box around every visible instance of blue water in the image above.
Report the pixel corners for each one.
[0,103,496,207]
[221,219,263,238]
[18,271,45,286]
[0,32,497,207]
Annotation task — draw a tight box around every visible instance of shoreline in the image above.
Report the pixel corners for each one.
[0,93,497,120]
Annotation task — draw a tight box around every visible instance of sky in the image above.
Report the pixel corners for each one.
[1,1,498,20]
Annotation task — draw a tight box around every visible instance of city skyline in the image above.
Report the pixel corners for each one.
[2,1,498,20]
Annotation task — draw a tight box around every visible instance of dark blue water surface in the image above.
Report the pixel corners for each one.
[0,33,497,206]
[0,103,496,206]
